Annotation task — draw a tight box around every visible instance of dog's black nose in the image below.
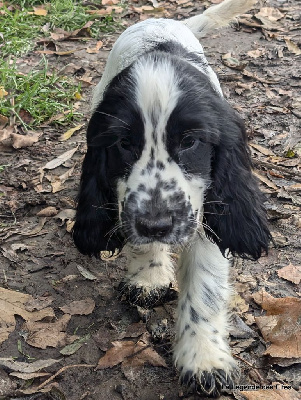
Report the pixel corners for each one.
[135,216,173,239]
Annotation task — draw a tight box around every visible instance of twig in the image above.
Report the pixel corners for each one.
[233,354,265,383]
[36,364,95,390]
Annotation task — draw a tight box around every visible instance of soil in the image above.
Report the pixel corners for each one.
[0,1,300,399]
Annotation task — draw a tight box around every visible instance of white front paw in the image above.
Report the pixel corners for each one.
[174,332,239,397]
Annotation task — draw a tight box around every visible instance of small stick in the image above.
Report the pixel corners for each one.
[36,364,95,390]
[234,354,265,383]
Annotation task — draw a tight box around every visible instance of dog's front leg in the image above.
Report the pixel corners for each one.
[119,243,175,308]
[174,235,238,397]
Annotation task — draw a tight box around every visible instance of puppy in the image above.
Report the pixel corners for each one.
[73,0,270,396]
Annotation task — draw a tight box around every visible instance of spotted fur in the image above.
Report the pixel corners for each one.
[73,0,270,397]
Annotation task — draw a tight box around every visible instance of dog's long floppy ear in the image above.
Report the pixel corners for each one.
[204,110,271,260]
[73,142,122,257]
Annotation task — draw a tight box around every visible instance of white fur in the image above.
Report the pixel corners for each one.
[92,18,222,111]
[174,233,236,380]
[124,243,174,290]
[184,0,257,38]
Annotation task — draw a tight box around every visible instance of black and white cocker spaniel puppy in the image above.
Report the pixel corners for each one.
[74,0,270,397]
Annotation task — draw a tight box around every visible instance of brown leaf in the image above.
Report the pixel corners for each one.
[19,108,34,125]
[285,38,301,56]
[250,143,276,156]
[97,334,167,370]
[0,288,55,345]
[0,114,9,129]
[19,217,47,236]
[12,132,40,149]
[253,290,301,358]
[97,340,136,369]
[230,293,249,313]
[37,206,58,217]
[86,41,103,54]
[253,170,278,191]
[247,48,266,58]
[60,123,84,141]
[221,53,247,70]
[10,371,51,380]
[86,6,123,15]
[0,128,40,149]
[102,0,119,5]
[28,6,48,16]
[256,7,284,22]
[51,166,75,193]
[277,263,301,285]
[255,7,284,29]
[23,314,77,349]
[60,299,95,316]
[49,21,95,42]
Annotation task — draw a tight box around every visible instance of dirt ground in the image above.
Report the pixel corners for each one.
[0,0,300,399]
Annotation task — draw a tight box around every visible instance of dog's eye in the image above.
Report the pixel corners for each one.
[120,138,132,150]
[180,136,196,150]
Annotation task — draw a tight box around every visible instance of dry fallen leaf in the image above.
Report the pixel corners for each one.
[28,6,48,16]
[277,263,301,285]
[76,265,97,281]
[51,166,75,193]
[86,41,103,54]
[253,290,301,358]
[0,114,8,129]
[247,48,266,58]
[255,7,284,29]
[42,147,78,170]
[10,371,51,380]
[0,86,8,98]
[49,21,95,42]
[0,358,60,374]
[102,0,119,4]
[60,299,95,316]
[221,53,247,70]
[230,292,249,313]
[37,206,58,217]
[19,217,47,236]
[250,143,276,156]
[0,128,40,149]
[97,333,167,370]
[285,38,301,56]
[23,314,78,349]
[253,170,278,191]
[86,6,123,15]
[60,123,84,141]
[54,209,76,225]
[0,288,55,345]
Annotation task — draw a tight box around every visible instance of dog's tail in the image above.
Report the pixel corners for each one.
[183,0,257,38]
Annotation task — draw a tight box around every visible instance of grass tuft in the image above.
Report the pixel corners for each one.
[0,57,81,126]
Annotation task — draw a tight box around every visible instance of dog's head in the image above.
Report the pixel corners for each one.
[73,51,270,259]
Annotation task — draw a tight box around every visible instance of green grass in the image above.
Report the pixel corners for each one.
[0,0,124,126]
[0,7,46,57]
[1,1,122,57]
[0,57,81,126]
